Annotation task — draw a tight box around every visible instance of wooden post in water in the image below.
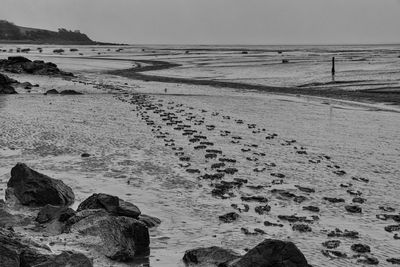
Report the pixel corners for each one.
[331,57,335,81]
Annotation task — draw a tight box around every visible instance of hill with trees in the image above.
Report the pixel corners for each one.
[0,20,100,44]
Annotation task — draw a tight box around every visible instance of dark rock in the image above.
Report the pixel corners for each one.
[321,250,347,259]
[327,228,359,239]
[44,89,59,95]
[295,185,315,193]
[278,215,311,223]
[384,225,400,233]
[60,90,83,95]
[322,240,341,249]
[379,206,395,212]
[292,224,312,232]
[66,209,149,261]
[264,221,283,227]
[241,196,268,203]
[356,255,379,265]
[81,153,91,157]
[345,205,362,213]
[387,258,400,264]
[241,228,265,235]
[138,214,161,228]
[219,212,239,223]
[323,197,345,203]
[0,72,17,94]
[77,193,141,219]
[6,163,75,207]
[254,205,271,215]
[223,239,309,267]
[183,246,241,266]
[351,243,371,253]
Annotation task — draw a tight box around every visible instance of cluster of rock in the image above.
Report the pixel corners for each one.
[1,163,160,266]
[0,56,73,76]
[183,239,310,267]
[0,72,17,94]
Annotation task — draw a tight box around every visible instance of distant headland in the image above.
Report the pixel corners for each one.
[0,20,122,45]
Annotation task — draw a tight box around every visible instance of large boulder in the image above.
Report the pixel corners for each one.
[0,73,17,94]
[77,193,141,219]
[224,239,309,267]
[65,209,150,261]
[0,227,92,267]
[6,163,75,207]
[183,246,241,266]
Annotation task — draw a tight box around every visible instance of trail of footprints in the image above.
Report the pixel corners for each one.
[115,92,399,265]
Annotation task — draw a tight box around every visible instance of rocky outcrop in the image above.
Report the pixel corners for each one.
[0,227,92,267]
[0,72,17,94]
[6,163,75,207]
[183,246,241,266]
[0,56,73,76]
[65,209,150,261]
[77,193,141,219]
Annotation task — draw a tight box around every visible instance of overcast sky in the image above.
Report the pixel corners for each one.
[1,0,400,45]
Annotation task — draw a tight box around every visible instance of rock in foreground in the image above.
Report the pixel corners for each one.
[225,239,309,267]
[184,239,309,267]
[6,163,75,207]
[66,209,150,261]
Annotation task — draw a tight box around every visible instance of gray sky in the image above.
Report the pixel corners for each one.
[1,0,400,45]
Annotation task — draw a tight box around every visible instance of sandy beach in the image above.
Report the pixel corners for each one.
[1,44,400,266]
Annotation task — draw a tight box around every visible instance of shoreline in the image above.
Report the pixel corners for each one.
[108,59,400,106]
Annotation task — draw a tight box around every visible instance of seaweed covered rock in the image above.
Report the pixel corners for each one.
[0,72,17,94]
[6,163,75,207]
[66,209,149,261]
[77,193,141,219]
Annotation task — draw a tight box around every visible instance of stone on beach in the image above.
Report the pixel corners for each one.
[44,89,59,95]
[6,163,75,207]
[77,193,141,219]
[65,209,150,261]
[222,239,309,267]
